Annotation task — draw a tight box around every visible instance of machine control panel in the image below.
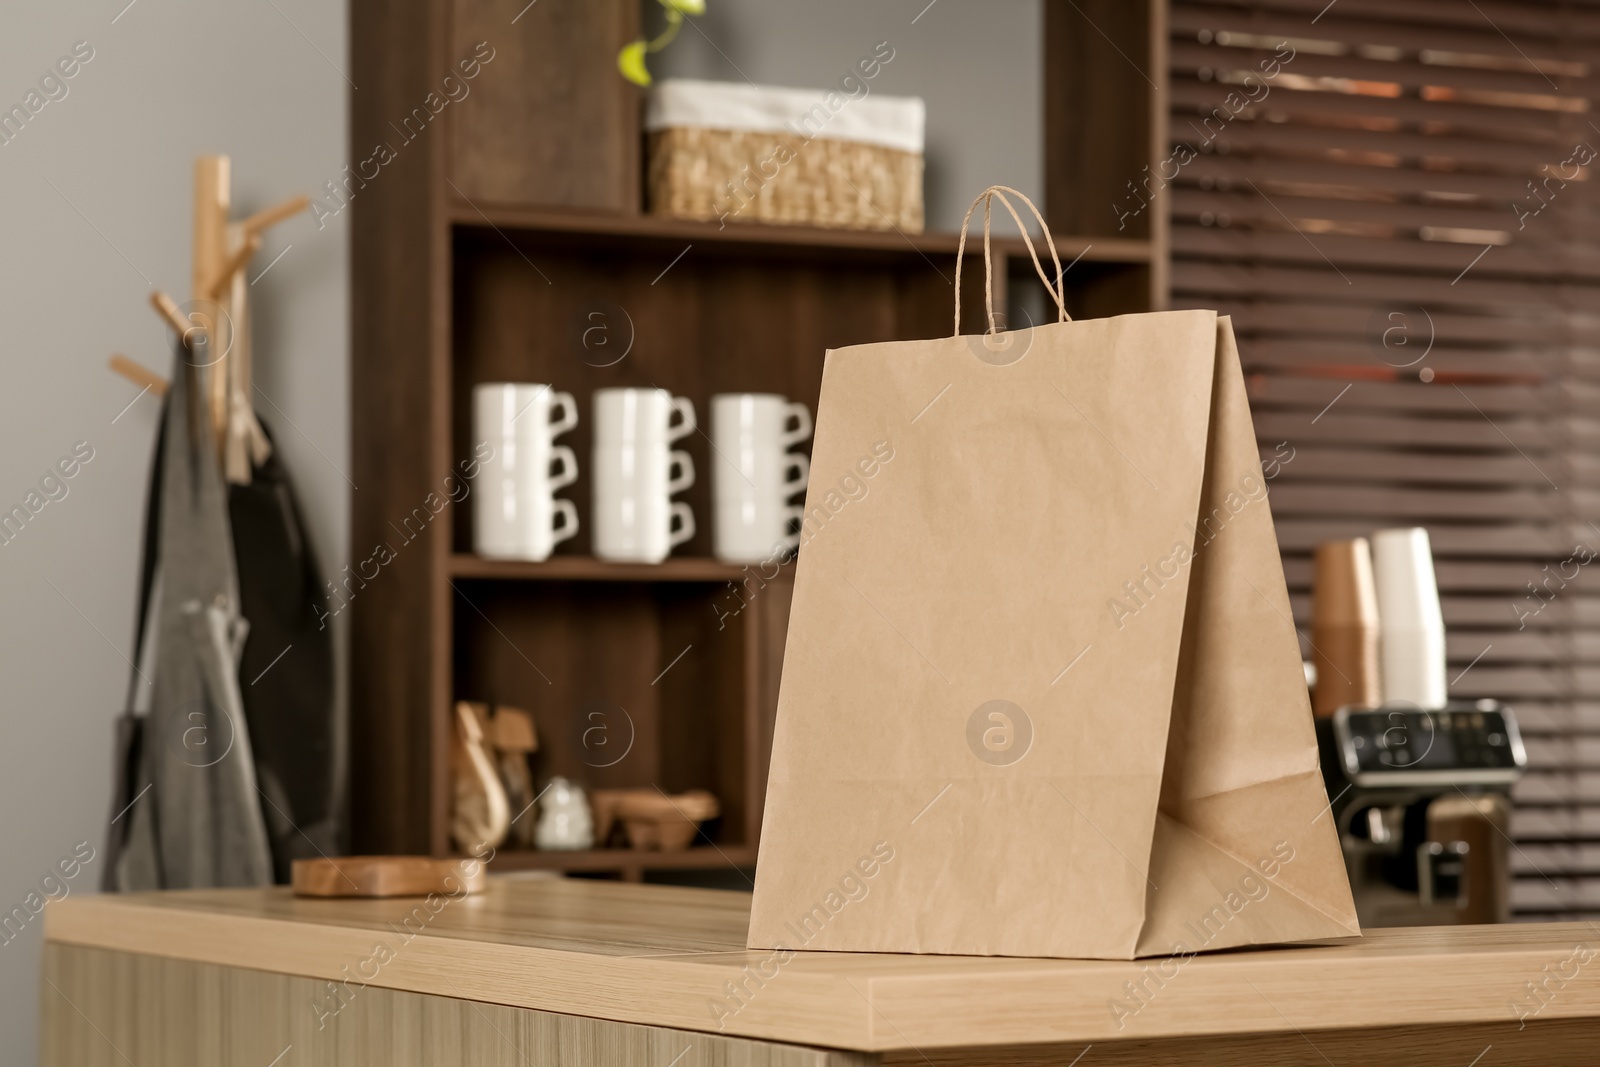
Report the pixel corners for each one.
[1333,700,1526,788]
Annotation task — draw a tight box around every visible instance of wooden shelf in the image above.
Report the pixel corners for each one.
[449,199,1153,266]
[350,0,1167,863]
[486,845,756,873]
[449,554,763,582]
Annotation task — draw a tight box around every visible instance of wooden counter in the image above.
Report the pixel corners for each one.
[43,878,1600,1065]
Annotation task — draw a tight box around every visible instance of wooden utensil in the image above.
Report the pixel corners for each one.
[451,701,510,852]
[291,855,488,898]
[487,705,539,849]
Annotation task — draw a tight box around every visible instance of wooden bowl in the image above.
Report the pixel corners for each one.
[589,788,656,847]
[614,790,719,852]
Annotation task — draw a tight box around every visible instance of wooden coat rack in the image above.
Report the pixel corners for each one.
[111,155,307,480]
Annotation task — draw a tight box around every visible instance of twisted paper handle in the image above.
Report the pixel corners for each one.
[953,185,1070,336]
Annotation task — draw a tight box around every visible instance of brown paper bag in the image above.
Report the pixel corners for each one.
[748,187,1358,960]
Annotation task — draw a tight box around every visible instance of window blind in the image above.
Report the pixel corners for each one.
[1167,0,1600,917]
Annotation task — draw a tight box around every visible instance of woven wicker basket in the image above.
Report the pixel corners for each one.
[643,79,925,233]
[647,126,924,232]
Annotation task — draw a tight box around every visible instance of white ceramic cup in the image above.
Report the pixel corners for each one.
[473,383,580,560]
[711,394,811,453]
[592,445,696,562]
[713,453,809,563]
[710,394,812,563]
[593,388,696,450]
[716,499,807,564]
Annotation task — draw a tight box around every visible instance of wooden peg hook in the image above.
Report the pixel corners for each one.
[241,194,311,238]
[150,290,198,343]
[109,354,168,397]
[111,165,310,420]
[207,234,263,299]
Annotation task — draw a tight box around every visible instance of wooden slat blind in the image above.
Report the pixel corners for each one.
[1167,0,1600,917]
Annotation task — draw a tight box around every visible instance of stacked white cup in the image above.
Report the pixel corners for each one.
[1372,526,1449,708]
[472,383,580,560]
[710,394,812,564]
[592,388,697,563]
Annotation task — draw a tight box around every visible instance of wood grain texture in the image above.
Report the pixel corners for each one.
[449,200,1152,264]
[1146,0,1171,309]
[448,0,639,209]
[489,845,756,874]
[193,155,230,444]
[292,856,487,898]
[350,0,445,856]
[878,1019,1600,1066]
[450,581,656,790]
[1044,0,1156,241]
[47,943,1596,1067]
[749,573,794,847]
[42,943,872,1067]
[45,880,1600,1053]
[448,554,757,581]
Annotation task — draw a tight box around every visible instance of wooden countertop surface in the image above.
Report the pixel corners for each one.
[46,878,1600,1051]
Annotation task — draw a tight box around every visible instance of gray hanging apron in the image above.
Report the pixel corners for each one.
[115,352,273,890]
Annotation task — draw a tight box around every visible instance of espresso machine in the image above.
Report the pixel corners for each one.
[1316,699,1526,927]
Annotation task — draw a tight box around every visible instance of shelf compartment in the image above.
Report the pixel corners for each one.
[450,577,771,846]
[450,554,760,583]
[449,199,1153,266]
[449,230,989,559]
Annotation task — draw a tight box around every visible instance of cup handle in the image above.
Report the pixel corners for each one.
[551,498,579,545]
[783,454,810,496]
[782,402,813,447]
[780,504,805,552]
[668,450,695,494]
[548,445,578,491]
[668,396,696,442]
[669,502,695,549]
[548,391,579,437]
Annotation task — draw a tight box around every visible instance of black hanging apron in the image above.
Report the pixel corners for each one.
[228,422,339,876]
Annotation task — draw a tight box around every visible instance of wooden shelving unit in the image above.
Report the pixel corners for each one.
[349,0,1167,881]
[448,554,758,583]
[490,845,757,876]
[448,199,1156,265]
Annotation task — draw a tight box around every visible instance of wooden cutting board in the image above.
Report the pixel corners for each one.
[291,856,488,898]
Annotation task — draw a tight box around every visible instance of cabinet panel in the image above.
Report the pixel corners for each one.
[449,0,641,210]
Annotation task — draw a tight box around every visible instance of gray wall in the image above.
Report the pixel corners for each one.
[0,2,347,1060]
[654,0,1043,234]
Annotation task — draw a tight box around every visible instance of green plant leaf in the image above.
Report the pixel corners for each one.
[663,0,706,14]
[618,40,651,86]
